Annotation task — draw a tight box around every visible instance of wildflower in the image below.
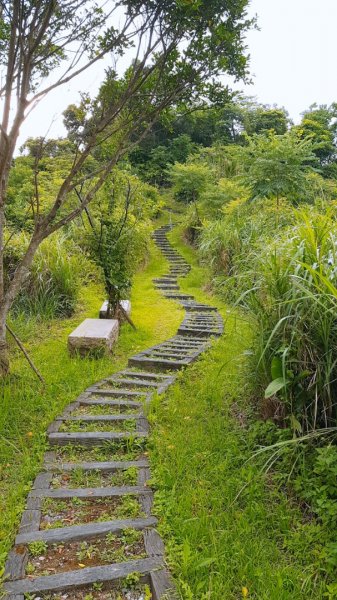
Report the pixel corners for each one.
[242,587,249,598]
[27,432,33,438]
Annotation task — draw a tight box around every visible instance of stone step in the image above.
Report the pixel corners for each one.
[80,398,142,408]
[56,414,138,423]
[16,515,157,545]
[178,326,223,337]
[3,558,164,597]
[128,355,192,371]
[163,292,194,300]
[119,370,174,381]
[181,302,217,311]
[87,388,147,397]
[29,485,150,500]
[48,431,147,446]
[44,458,149,472]
[105,377,160,389]
[155,284,180,290]
[153,277,178,283]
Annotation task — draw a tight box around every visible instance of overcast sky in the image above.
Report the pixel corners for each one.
[17,0,337,146]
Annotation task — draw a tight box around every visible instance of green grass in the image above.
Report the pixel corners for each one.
[1,209,331,598]
[149,224,329,600]
[0,235,183,567]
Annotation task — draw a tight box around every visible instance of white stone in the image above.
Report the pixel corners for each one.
[99,299,131,319]
[68,318,119,356]
[120,299,131,317]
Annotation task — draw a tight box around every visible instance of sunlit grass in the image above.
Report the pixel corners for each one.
[0,237,182,567]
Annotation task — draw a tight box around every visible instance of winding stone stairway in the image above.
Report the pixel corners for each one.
[3,223,223,600]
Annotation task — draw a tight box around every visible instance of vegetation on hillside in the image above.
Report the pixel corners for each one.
[1,1,337,597]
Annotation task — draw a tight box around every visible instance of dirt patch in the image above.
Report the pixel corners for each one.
[26,530,146,576]
[31,580,152,599]
[41,496,143,530]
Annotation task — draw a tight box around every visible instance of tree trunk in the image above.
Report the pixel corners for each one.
[0,304,9,376]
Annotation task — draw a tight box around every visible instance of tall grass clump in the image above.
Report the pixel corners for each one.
[5,232,94,319]
[245,208,337,430]
[198,198,293,302]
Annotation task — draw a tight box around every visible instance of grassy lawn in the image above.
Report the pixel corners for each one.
[0,236,183,568]
[149,223,328,600]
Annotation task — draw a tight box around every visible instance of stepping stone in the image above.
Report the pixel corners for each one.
[155,283,179,290]
[182,304,217,311]
[163,292,194,300]
[153,277,178,283]
[68,318,119,357]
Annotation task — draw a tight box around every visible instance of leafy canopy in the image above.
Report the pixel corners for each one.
[236,132,318,203]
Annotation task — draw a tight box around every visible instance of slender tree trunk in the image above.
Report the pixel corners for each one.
[0,303,9,375]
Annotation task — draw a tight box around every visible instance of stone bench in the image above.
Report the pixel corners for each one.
[99,300,131,320]
[68,318,119,357]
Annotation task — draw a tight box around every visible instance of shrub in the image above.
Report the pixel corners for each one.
[5,232,93,319]
[244,208,337,430]
[169,162,213,203]
[198,198,293,302]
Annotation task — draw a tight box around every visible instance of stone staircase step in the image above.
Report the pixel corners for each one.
[48,431,147,445]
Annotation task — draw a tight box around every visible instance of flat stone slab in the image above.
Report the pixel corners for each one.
[68,318,119,356]
[99,299,131,319]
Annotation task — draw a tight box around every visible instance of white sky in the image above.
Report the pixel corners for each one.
[240,0,337,122]
[17,0,337,146]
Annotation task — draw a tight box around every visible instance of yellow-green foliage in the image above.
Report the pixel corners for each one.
[5,231,95,318]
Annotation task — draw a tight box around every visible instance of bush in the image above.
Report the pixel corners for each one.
[5,232,93,319]
[198,198,293,302]
[169,162,213,203]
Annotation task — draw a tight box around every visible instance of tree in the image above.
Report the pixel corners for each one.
[85,169,159,317]
[295,104,337,177]
[244,105,290,136]
[0,0,253,374]
[237,132,317,206]
[169,162,213,203]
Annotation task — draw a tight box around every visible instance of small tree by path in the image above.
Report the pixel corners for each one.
[0,0,254,375]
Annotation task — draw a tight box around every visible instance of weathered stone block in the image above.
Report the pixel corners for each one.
[99,300,131,320]
[68,318,119,357]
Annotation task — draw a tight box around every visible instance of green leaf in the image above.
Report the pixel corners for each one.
[265,377,289,399]
[271,356,283,380]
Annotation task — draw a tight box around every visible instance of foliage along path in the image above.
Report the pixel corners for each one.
[3,221,223,600]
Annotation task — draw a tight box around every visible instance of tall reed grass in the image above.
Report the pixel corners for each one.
[5,232,95,319]
[198,201,337,431]
[247,209,337,430]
